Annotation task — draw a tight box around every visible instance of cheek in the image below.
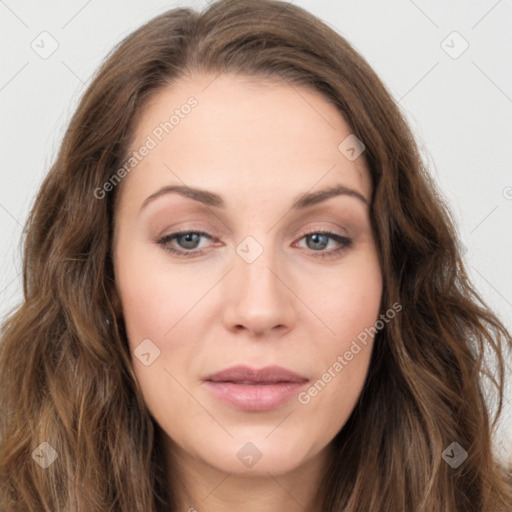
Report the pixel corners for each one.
[114,244,191,348]
[114,244,204,394]
[114,252,193,421]
[311,250,383,347]
[298,252,382,415]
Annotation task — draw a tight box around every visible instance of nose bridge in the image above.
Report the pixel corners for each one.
[223,231,295,335]
[235,232,282,299]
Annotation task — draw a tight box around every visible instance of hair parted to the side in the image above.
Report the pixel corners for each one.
[1,0,511,510]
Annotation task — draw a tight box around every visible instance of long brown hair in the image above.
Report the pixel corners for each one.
[1,0,511,510]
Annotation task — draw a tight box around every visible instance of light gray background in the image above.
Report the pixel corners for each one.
[1,0,511,463]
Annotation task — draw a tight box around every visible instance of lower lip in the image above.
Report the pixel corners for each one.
[203,381,307,411]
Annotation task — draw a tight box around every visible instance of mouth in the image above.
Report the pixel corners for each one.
[202,365,309,411]
[212,380,296,385]
[204,364,308,384]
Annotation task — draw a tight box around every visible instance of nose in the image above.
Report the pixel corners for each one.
[222,242,297,338]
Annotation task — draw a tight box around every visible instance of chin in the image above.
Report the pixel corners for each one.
[198,435,318,477]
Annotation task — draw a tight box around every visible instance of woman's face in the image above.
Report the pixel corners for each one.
[113,73,382,477]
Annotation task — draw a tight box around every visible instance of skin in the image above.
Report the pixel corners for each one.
[113,72,383,512]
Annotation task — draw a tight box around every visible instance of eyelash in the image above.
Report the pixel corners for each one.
[156,229,353,259]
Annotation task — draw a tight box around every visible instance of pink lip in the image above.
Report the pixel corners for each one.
[202,365,309,411]
[204,364,308,384]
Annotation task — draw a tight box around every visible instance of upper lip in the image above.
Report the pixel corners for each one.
[203,365,309,384]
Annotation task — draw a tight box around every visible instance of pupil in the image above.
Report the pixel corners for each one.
[309,233,327,250]
[180,233,199,249]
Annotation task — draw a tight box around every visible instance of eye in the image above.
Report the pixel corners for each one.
[294,230,353,259]
[156,229,352,259]
[157,230,213,256]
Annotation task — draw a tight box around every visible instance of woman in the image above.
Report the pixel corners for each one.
[1,0,511,510]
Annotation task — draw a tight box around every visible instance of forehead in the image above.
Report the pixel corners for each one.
[118,72,371,209]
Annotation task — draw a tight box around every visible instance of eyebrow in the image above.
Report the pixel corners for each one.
[140,183,368,212]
